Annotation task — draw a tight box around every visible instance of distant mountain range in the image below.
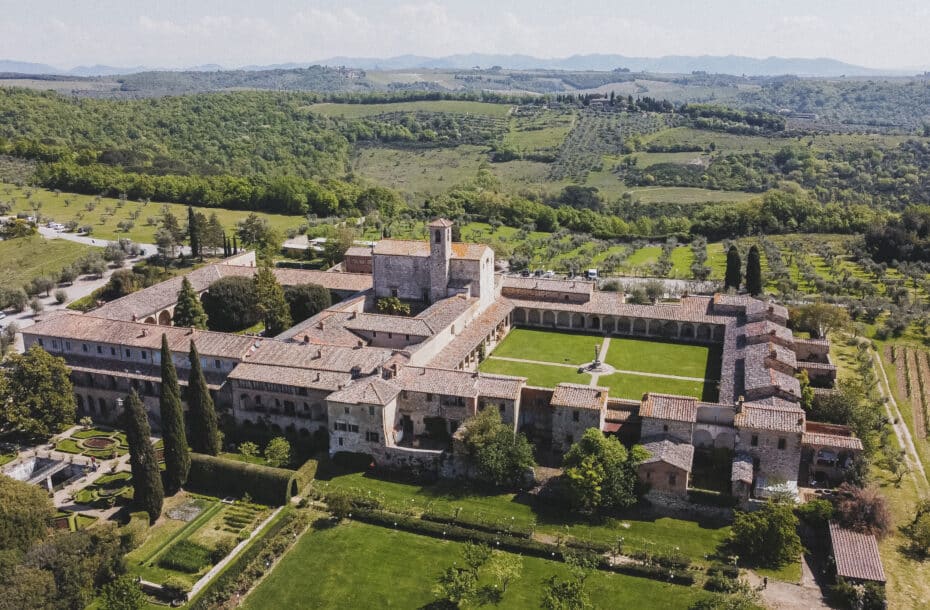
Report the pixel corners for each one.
[0,54,915,78]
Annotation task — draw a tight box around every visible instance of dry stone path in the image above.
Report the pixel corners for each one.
[485,355,710,382]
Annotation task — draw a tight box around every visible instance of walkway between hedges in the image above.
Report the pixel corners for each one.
[485,356,710,382]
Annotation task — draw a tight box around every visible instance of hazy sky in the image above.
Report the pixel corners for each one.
[3,0,929,70]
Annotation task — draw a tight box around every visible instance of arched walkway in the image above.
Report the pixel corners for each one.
[557,312,570,328]
[514,308,527,324]
[157,310,172,325]
[572,313,584,329]
[143,317,156,324]
[633,318,647,334]
[693,429,714,448]
[543,310,555,326]
[696,325,711,341]
[714,431,735,449]
[680,323,695,339]
[661,321,678,338]
[588,315,600,330]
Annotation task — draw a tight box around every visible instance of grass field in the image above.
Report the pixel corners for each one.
[2,182,301,244]
[306,100,514,118]
[490,328,604,364]
[243,520,710,609]
[598,372,712,401]
[479,358,592,387]
[0,234,92,289]
[626,186,759,205]
[604,338,721,380]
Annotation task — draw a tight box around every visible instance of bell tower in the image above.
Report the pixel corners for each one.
[429,218,452,303]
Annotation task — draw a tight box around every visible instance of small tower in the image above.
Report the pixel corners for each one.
[429,218,453,303]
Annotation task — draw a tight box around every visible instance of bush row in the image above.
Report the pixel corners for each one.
[421,510,534,539]
[188,508,305,610]
[187,453,296,506]
[349,508,694,587]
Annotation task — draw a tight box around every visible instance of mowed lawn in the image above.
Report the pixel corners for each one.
[313,471,731,564]
[489,327,605,364]
[604,338,722,380]
[0,234,92,289]
[479,358,591,387]
[243,521,711,610]
[598,372,714,401]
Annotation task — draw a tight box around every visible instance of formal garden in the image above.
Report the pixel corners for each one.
[55,425,130,459]
[478,327,721,401]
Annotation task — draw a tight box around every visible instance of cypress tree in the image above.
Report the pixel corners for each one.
[746,245,763,296]
[222,234,229,258]
[232,235,238,254]
[123,390,164,524]
[187,341,221,455]
[187,205,201,260]
[724,245,742,292]
[159,334,189,494]
[173,277,208,329]
[254,265,292,336]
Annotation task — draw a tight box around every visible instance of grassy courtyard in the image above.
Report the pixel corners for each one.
[243,520,711,609]
[480,328,721,401]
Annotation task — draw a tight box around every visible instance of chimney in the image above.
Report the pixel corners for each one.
[736,396,744,413]
[769,329,776,337]
[356,341,364,349]
[315,372,321,382]
[421,368,426,375]
[350,311,357,319]
[768,305,774,313]
[141,329,148,337]
[186,328,194,335]
[317,322,324,330]
[303,335,310,344]
[314,349,322,359]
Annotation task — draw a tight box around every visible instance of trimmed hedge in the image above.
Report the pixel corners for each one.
[421,510,534,539]
[187,453,296,506]
[188,508,304,610]
[294,459,319,493]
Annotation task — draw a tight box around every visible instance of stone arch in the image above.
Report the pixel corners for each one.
[712,326,725,341]
[696,324,711,341]
[617,317,631,335]
[157,310,172,325]
[714,431,736,449]
[661,321,678,338]
[572,313,585,329]
[588,315,600,330]
[632,318,647,334]
[557,311,570,328]
[693,428,714,448]
[299,428,311,438]
[680,323,695,339]
[514,308,527,324]
[543,310,555,326]
[143,316,156,324]
[528,309,541,325]
[240,393,251,410]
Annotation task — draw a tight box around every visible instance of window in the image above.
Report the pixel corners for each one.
[338,437,344,446]
[391,289,398,298]
[348,424,359,433]
[572,410,580,422]
[405,334,410,341]
[668,473,677,487]
[750,435,759,447]
[388,333,393,339]
[401,390,408,399]
[344,406,350,414]
[141,351,147,359]
[125,349,131,357]
[52,341,58,349]
[82,343,88,352]
[65,341,71,350]
[435,230,441,243]
[663,424,669,432]
[368,406,375,416]
[37,338,44,347]
[366,431,379,442]
[215,359,221,369]
[97,345,102,354]
[565,434,573,446]
[110,347,116,356]
[646,471,651,480]
[426,393,433,402]
[777,437,787,450]
[334,421,348,431]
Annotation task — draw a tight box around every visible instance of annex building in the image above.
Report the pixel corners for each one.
[23,220,860,501]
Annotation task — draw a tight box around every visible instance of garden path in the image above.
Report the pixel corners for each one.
[485,355,710,382]
[745,554,829,610]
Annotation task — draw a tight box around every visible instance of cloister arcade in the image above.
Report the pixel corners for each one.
[510,307,724,343]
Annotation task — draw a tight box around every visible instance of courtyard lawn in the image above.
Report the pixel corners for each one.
[597,372,712,401]
[604,338,722,380]
[483,327,605,365]
[242,521,710,610]
[479,358,591,388]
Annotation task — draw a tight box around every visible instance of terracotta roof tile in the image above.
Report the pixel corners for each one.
[327,376,401,406]
[802,432,864,451]
[551,383,608,410]
[640,393,698,422]
[640,436,694,471]
[735,405,804,433]
[829,522,886,583]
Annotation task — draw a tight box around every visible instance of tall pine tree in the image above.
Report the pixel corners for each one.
[187,205,201,260]
[123,390,164,523]
[254,265,292,336]
[724,245,742,292]
[746,245,763,296]
[159,334,189,494]
[187,341,221,455]
[173,277,208,329]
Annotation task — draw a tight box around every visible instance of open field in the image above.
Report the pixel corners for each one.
[0,234,92,289]
[243,520,709,609]
[306,100,514,118]
[1,182,302,244]
[626,186,759,204]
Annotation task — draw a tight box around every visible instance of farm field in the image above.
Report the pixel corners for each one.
[1,182,301,244]
[306,100,514,118]
[0,234,92,289]
[242,520,709,609]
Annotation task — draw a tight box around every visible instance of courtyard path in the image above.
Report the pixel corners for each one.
[485,355,711,382]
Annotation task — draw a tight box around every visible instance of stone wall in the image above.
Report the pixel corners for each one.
[638,462,689,495]
[735,429,802,483]
[551,404,603,455]
[640,417,694,443]
[372,254,431,301]
[327,397,392,454]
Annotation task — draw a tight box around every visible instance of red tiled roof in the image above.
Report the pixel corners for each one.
[829,522,886,583]
[735,405,804,433]
[802,432,863,451]
[640,393,698,423]
[551,383,608,410]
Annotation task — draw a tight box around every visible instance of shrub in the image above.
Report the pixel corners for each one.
[119,511,150,550]
[833,484,892,539]
[421,510,534,539]
[201,276,260,332]
[211,538,237,563]
[53,289,67,304]
[796,498,834,528]
[187,453,296,506]
[159,539,213,573]
[728,500,802,568]
[161,577,190,601]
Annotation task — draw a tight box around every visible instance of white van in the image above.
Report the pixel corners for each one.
[585,269,598,280]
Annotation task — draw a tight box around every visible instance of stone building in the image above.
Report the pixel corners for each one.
[22,218,856,502]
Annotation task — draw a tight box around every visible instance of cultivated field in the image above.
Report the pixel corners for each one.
[0,234,92,289]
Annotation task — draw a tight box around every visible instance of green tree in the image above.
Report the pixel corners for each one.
[123,390,164,523]
[487,551,523,594]
[237,213,281,261]
[239,441,259,458]
[746,245,763,295]
[321,226,357,267]
[0,344,75,437]
[186,341,221,455]
[729,500,802,567]
[202,212,225,256]
[434,565,477,607]
[264,437,291,467]
[187,205,201,260]
[460,408,535,488]
[793,302,851,338]
[902,499,930,556]
[542,573,590,610]
[159,334,189,494]
[724,245,741,291]
[0,475,55,554]
[376,296,411,316]
[172,277,208,329]
[284,283,332,322]
[561,429,645,513]
[100,574,146,610]
[254,265,292,336]
[201,276,260,331]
